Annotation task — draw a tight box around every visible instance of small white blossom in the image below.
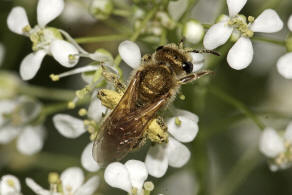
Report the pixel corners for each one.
[26,167,99,195]
[7,0,79,80]
[104,160,148,195]
[0,175,22,195]
[0,96,45,155]
[276,14,292,79]
[203,0,283,70]
[61,1,95,24]
[183,20,204,44]
[259,123,292,171]
[145,109,198,178]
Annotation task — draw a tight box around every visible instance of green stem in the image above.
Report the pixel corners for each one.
[113,5,159,71]
[208,86,265,130]
[75,34,130,44]
[112,9,131,17]
[252,36,285,46]
[19,84,75,101]
[215,147,262,195]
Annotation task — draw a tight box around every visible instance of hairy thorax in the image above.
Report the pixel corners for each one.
[138,65,174,105]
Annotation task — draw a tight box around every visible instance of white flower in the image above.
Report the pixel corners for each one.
[183,19,204,44]
[203,0,283,70]
[104,160,148,195]
[145,109,198,178]
[53,95,106,172]
[0,175,22,195]
[0,96,46,155]
[7,0,79,80]
[26,167,99,195]
[276,14,292,79]
[259,123,292,171]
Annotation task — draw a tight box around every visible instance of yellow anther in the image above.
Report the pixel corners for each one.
[83,120,90,125]
[179,94,185,100]
[248,16,255,23]
[50,74,60,81]
[22,25,31,33]
[245,30,254,38]
[6,179,15,187]
[175,117,182,126]
[78,108,87,116]
[68,54,76,63]
[48,172,60,184]
[68,101,75,109]
[144,181,155,191]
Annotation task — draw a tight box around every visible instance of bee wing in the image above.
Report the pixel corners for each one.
[93,78,170,166]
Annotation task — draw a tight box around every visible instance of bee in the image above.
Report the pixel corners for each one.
[93,41,219,166]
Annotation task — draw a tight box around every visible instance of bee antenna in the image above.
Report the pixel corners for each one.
[179,37,185,49]
[191,49,220,56]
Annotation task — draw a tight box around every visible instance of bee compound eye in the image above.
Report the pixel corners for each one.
[156,46,164,51]
[182,62,193,74]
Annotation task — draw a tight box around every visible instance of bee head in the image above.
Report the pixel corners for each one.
[154,44,193,75]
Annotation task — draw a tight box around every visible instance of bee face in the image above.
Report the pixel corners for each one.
[153,44,193,75]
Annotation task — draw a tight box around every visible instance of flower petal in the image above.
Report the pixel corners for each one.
[145,144,168,178]
[259,128,285,158]
[227,37,253,70]
[288,15,292,32]
[75,176,100,195]
[20,50,46,80]
[276,52,292,79]
[0,126,20,144]
[203,22,233,50]
[0,175,21,194]
[167,109,199,143]
[53,114,86,138]
[166,137,191,168]
[284,121,292,142]
[250,9,283,33]
[125,160,148,192]
[7,6,30,35]
[37,0,64,27]
[16,125,45,155]
[81,142,100,172]
[17,96,42,124]
[104,162,132,193]
[60,167,84,194]
[184,20,204,44]
[25,178,50,195]
[190,53,204,72]
[118,40,141,69]
[87,98,106,122]
[168,0,188,21]
[227,0,247,17]
[50,40,79,67]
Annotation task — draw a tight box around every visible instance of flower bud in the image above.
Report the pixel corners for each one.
[183,19,204,44]
[0,71,20,99]
[89,0,113,20]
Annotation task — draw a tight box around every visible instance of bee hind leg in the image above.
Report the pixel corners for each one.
[178,70,214,85]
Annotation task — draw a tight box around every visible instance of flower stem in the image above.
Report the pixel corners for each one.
[215,147,262,195]
[208,86,265,130]
[252,36,285,46]
[112,9,131,17]
[19,84,75,101]
[75,34,130,44]
[113,5,159,72]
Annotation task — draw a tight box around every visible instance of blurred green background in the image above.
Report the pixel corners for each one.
[1,0,292,194]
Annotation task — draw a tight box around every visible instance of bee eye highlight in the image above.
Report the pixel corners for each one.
[182,62,193,74]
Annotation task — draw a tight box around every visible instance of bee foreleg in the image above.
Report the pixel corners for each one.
[101,69,126,93]
[142,54,152,63]
[178,70,214,84]
[187,49,220,56]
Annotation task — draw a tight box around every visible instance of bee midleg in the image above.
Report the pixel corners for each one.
[146,116,168,144]
[102,69,126,93]
[177,70,214,85]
